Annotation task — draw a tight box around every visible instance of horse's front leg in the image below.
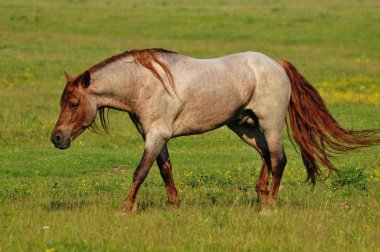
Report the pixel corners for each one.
[123,132,167,213]
[156,144,180,209]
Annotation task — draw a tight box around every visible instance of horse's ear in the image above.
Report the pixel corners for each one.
[64,71,73,82]
[82,71,91,88]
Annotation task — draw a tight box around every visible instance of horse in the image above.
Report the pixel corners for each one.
[51,48,379,213]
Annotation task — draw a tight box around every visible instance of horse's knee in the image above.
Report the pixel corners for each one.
[255,183,269,194]
[158,160,172,180]
[278,153,287,168]
[133,167,149,182]
[271,152,287,178]
[282,153,287,166]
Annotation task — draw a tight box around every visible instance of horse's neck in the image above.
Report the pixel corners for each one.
[89,62,137,112]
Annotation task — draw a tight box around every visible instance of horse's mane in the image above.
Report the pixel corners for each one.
[68,48,177,133]
[62,48,176,133]
[89,48,176,94]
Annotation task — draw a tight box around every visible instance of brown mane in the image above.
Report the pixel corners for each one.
[63,48,177,133]
[89,48,176,94]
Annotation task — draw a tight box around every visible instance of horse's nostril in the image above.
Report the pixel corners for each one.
[52,134,62,145]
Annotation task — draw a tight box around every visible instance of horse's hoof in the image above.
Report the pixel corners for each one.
[168,203,180,212]
[115,210,130,217]
[116,201,137,216]
[115,208,137,217]
[259,207,277,216]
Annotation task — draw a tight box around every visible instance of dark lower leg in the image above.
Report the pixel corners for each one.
[123,152,153,212]
[156,145,179,207]
[124,180,141,212]
[268,154,286,207]
[255,158,270,205]
[123,134,166,212]
[157,158,180,208]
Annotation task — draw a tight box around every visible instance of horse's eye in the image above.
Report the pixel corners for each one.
[69,101,79,109]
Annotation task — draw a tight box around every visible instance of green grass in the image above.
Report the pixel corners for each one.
[1,0,380,251]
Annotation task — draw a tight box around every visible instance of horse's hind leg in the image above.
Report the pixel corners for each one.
[227,122,271,205]
[156,144,180,209]
[229,107,288,209]
[256,157,270,205]
[259,121,287,208]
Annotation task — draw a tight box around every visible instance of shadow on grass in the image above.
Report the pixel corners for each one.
[43,199,94,211]
[137,194,262,213]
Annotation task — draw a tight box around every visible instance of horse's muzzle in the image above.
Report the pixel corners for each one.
[51,132,71,149]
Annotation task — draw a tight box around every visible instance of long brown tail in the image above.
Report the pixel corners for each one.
[279,60,380,184]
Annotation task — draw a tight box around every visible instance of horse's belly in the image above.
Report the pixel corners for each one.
[172,92,243,136]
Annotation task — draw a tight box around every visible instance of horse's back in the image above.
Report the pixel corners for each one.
[170,51,289,97]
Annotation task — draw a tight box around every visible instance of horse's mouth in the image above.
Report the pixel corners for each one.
[53,140,71,150]
[56,142,71,150]
[51,126,88,150]
[71,126,87,141]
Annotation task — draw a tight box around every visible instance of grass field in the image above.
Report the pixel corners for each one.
[1,0,380,251]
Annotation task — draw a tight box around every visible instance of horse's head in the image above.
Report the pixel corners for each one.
[51,71,97,149]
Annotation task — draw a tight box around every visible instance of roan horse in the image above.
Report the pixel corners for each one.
[51,48,379,213]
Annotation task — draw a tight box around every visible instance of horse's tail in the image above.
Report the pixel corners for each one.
[279,60,380,184]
